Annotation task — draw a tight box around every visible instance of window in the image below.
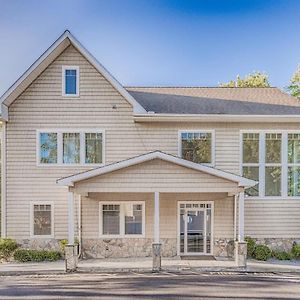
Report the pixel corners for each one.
[99,202,145,237]
[242,133,259,196]
[241,131,300,198]
[85,133,102,164]
[62,66,79,96]
[180,131,214,164]
[63,133,80,164]
[31,203,53,237]
[288,134,300,196]
[37,130,104,165]
[39,133,57,164]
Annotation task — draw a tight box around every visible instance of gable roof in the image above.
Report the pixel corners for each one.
[57,150,256,188]
[0,30,146,120]
[127,89,300,115]
[127,87,300,107]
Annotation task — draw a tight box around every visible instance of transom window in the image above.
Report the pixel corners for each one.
[242,131,300,197]
[62,66,79,96]
[99,202,145,237]
[180,131,214,165]
[30,203,53,237]
[37,130,104,165]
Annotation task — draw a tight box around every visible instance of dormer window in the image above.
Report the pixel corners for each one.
[62,66,79,96]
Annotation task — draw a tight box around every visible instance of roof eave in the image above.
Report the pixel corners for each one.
[133,113,300,123]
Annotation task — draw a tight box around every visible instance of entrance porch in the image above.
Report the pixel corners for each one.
[57,151,255,271]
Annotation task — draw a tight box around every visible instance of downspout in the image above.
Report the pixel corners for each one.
[1,122,7,238]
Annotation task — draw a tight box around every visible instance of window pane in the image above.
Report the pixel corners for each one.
[266,133,281,163]
[85,133,102,164]
[288,166,300,196]
[288,134,300,164]
[181,132,212,164]
[243,133,259,163]
[65,69,77,94]
[40,133,57,164]
[33,204,52,235]
[63,133,80,164]
[102,205,120,235]
[243,166,259,196]
[265,166,281,196]
[125,204,142,235]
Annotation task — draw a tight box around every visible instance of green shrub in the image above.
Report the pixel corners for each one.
[59,238,80,254]
[245,236,256,258]
[253,244,272,261]
[0,238,18,261]
[292,244,300,259]
[272,250,292,260]
[14,249,61,262]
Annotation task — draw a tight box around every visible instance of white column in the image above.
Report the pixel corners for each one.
[68,191,75,245]
[154,191,160,243]
[233,194,237,241]
[238,191,245,242]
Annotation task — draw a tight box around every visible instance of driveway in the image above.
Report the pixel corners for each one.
[1,271,300,299]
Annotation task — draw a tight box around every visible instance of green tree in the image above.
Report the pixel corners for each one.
[219,71,270,87]
[287,65,300,99]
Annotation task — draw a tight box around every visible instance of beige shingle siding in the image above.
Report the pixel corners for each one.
[5,44,300,240]
[81,193,234,240]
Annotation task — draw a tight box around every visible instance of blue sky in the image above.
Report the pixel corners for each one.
[0,0,300,95]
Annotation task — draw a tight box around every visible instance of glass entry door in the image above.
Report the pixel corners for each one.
[179,202,212,255]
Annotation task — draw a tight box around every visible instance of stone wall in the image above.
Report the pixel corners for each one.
[81,238,177,259]
[16,238,298,258]
[254,238,296,252]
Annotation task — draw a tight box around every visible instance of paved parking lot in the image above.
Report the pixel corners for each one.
[1,271,300,299]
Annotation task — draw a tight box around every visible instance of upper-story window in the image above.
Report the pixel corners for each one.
[242,131,300,198]
[62,66,79,96]
[37,130,104,166]
[179,130,214,165]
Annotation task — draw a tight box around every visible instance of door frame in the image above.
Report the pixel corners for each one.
[177,201,214,256]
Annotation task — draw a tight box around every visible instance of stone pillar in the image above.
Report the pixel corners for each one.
[152,243,162,272]
[235,241,247,268]
[65,244,77,272]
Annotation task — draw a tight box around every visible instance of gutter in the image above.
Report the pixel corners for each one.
[133,114,300,123]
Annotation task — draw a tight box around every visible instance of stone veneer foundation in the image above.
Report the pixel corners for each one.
[16,238,299,258]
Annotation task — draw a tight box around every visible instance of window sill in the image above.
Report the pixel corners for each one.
[30,235,54,239]
[245,196,300,200]
[99,234,145,239]
[37,163,105,168]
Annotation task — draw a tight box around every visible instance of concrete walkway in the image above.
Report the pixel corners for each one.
[1,257,300,275]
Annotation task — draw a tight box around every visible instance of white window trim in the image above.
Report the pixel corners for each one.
[99,201,145,238]
[62,66,80,97]
[240,130,300,200]
[30,201,54,238]
[36,129,105,167]
[178,129,215,166]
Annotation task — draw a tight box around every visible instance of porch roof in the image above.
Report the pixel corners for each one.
[57,151,256,189]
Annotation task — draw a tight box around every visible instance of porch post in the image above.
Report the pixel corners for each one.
[65,190,77,272]
[238,191,244,242]
[235,191,247,268]
[152,191,161,272]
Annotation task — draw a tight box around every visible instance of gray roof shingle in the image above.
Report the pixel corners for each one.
[126,87,300,115]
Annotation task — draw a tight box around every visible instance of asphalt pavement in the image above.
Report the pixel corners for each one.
[1,271,300,299]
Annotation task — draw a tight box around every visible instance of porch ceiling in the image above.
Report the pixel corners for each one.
[57,151,255,194]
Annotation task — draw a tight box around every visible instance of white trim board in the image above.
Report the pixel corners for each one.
[57,150,256,188]
[0,30,146,120]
